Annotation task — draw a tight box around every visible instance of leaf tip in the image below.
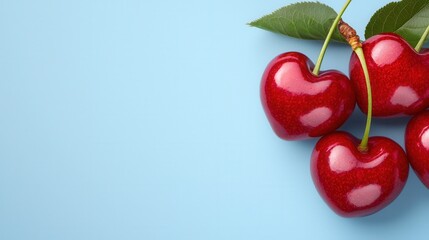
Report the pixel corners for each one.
[247,21,256,27]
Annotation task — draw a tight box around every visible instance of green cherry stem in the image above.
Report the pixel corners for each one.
[355,47,372,152]
[415,25,429,52]
[312,0,352,76]
[338,21,372,152]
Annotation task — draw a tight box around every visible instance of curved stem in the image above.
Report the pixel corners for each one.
[355,47,372,152]
[415,25,429,52]
[312,0,352,76]
[338,20,372,152]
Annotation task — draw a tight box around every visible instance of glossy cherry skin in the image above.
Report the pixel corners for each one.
[350,33,429,117]
[311,131,409,217]
[261,52,355,140]
[405,110,429,188]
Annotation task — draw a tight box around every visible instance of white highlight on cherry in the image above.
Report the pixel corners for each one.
[347,184,382,208]
[390,86,419,107]
[421,128,429,150]
[328,146,356,173]
[371,40,403,67]
[300,107,332,128]
[328,146,387,173]
[275,62,331,95]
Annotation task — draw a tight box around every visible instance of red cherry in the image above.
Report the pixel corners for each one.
[311,131,409,217]
[405,110,429,188]
[350,33,429,117]
[261,52,356,140]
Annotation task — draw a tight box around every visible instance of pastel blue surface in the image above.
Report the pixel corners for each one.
[1,0,428,239]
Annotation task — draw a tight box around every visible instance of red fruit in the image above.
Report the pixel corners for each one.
[405,110,429,188]
[311,131,409,217]
[261,52,356,140]
[350,33,429,117]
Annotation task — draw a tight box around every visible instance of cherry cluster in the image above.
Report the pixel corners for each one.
[260,17,429,217]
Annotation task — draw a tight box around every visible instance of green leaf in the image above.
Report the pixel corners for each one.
[365,0,429,47]
[248,2,346,43]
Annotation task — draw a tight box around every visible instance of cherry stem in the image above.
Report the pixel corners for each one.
[312,0,352,76]
[415,25,429,52]
[338,20,372,152]
[355,47,372,152]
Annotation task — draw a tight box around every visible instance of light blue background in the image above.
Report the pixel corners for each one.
[1,0,428,239]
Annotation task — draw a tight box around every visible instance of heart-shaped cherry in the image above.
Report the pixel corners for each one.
[311,131,409,217]
[261,52,355,140]
[260,1,355,141]
[349,33,429,117]
[405,110,429,188]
